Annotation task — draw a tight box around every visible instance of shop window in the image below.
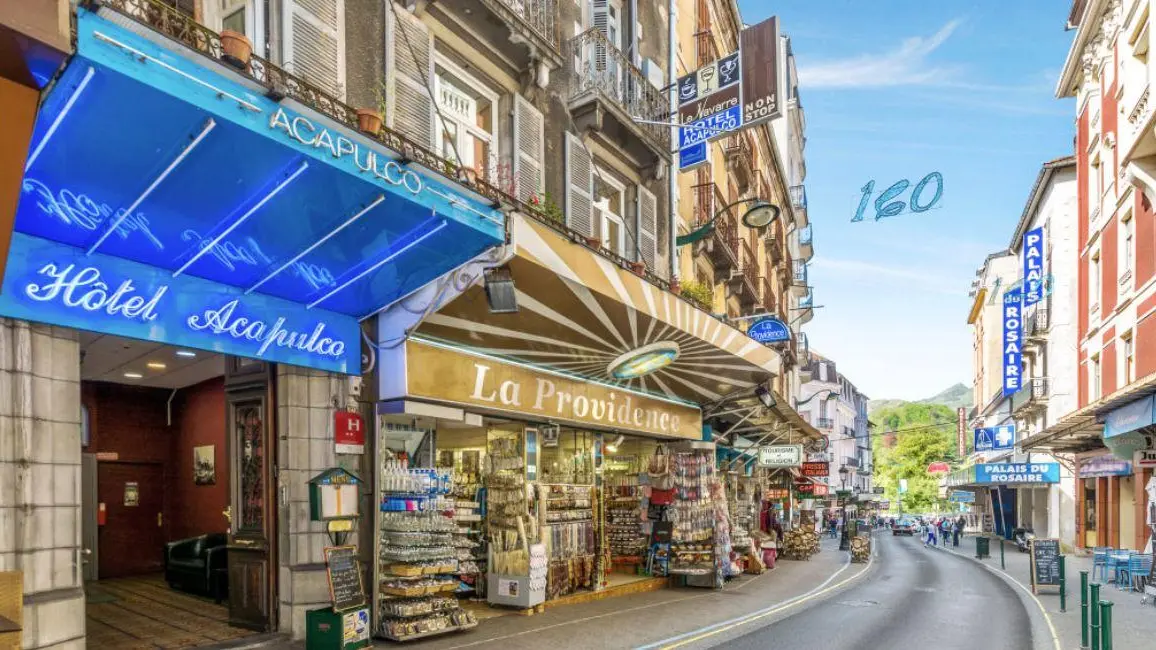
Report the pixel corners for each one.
[434,58,497,183]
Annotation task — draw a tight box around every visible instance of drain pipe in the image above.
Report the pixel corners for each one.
[166,388,179,427]
[668,0,679,283]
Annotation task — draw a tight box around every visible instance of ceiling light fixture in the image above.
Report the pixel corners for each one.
[123,372,143,379]
[175,350,197,358]
[606,434,625,453]
[146,361,166,370]
[607,341,680,380]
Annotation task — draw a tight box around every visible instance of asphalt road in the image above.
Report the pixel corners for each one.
[713,534,1035,650]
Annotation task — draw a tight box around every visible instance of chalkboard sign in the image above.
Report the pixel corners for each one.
[324,546,366,612]
[1030,538,1061,591]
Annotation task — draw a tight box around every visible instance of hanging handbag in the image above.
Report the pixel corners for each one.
[649,488,675,505]
[648,445,675,491]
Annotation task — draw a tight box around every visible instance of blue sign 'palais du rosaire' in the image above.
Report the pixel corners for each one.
[1022,227,1045,306]
[1002,288,1023,396]
[975,462,1060,485]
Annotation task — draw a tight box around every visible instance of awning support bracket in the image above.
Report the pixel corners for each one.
[88,118,217,256]
[24,66,96,172]
[245,194,386,295]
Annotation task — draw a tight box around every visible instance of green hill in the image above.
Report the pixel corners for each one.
[868,382,972,414]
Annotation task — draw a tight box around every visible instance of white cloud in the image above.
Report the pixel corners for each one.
[800,19,963,88]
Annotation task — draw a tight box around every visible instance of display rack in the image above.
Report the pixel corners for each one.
[605,472,645,563]
[373,457,478,641]
[668,442,719,587]
[485,433,545,608]
[539,484,596,599]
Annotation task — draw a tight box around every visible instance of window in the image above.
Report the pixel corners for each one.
[1091,354,1102,401]
[1124,332,1135,384]
[594,169,627,257]
[222,1,246,33]
[1122,212,1134,278]
[1090,157,1102,216]
[1090,252,1101,312]
[433,58,497,182]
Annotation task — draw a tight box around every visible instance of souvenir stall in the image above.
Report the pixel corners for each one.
[372,454,479,641]
[657,441,724,588]
[538,429,599,599]
[434,447,485,598]
[484,428,547,608]
[603,437,656,576]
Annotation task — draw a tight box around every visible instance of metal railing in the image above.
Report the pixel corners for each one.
[565,29,670,149]
[793,259,807,284]
[695,30,720,67]
[482,0,559,53]
[761,276,776,313]
[94,0,519,212]
[817,417,834,429]
[693,182,739,264]
[1027,308,1050,336]
[799,289,814,309]
[789,184,807,210]
[798,224,813,246]
[725,131,753,160]
[1030,377,1049,400]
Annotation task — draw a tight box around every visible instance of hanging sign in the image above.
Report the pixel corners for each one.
[801,461,829,477]
[957,407,966,457]
[1135,449,1156,468]
[758,444,803,467]
[334,411,365,455]
[794,482,829,496]
[747,317,791,344]
[1002,288,1023,396]
[677,17,781,172]
[1023,227,1045,307]
[974,425,1015,452]
[0,233,360,373]
[975,462,1060,485]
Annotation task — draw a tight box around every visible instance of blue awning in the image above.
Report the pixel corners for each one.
[0,8,505,374]
[16,8,502,320]
[1102,395,1155,439]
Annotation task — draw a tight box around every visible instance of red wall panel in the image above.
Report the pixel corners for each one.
[169,377,228,541]
[1104,340,1118,395]
[1138,313,1156,378]
[1103,218,1119,314]
[1078,109,1090,343]
[1079,351,1089,407]
[1136,191,1155,288]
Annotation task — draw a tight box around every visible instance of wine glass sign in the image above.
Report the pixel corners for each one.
[851,172,944,222]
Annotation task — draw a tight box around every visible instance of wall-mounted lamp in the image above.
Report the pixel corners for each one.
[755,385,776,409]
[484,266,518,313]
[606,434,625,453]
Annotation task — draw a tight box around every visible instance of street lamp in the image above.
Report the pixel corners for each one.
[676,198,782,246]
[839,465,851,552]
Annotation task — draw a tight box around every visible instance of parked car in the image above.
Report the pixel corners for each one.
[893,517,918,536]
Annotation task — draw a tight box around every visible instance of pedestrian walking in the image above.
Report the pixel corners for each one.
[953,516,964,547]
[939,518,951,547]
[924,521,937,547]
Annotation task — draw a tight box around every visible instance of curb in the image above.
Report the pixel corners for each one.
[927,542,1062,650]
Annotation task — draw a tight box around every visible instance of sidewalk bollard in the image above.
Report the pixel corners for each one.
[1090,583,1101,650]
[1000,538,1006,570]
[1060,556,1067,613]
[1099,601,1113,650]
[1081,571,1089,649]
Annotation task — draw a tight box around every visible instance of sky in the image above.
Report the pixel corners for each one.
[736,0,1077,400]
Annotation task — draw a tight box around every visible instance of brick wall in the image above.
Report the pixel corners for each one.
[1102,218,1119,314]
[0,319,85,649]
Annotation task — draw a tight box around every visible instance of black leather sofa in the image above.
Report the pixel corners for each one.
[164,533,229,602]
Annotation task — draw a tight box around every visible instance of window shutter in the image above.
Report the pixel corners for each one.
[592,0,609,70]
[283,0,345,98]
[637,184,658,273]
[564,132,594,237]
[385,6,434,148]
[512,95,544,202]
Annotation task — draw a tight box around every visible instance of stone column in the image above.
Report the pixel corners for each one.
[0,319,84,649]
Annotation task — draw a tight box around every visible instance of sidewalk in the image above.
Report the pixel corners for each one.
[934,536,1156,649]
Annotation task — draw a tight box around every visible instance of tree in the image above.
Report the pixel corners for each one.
[871,403,958,514]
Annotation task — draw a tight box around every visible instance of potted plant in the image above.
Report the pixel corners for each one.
[220,30,253,71]
[585,235,602,248]
[630,260,646,275]
[356,109,383,136]
[669,278,681,295]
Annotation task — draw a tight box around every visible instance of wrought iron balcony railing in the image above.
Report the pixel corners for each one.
[481,0,559,54]
[817,417,835,430]
[798,224,813,246]
[1026,308,1050,337]
[565,29,670,149]
[789,184,807,210]
[793,259,807,284]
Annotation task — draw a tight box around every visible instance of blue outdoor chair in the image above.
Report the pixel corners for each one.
[1106,551,1134,589]
[1120,554,1153,592]
[1091,547,1111,582]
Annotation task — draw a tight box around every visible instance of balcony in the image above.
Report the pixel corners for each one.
[440,0,562,71]
[93,0,519,212]
[796,224,813,261]
[694,183,739,270]
[817,417,835,430]
[789,184,808,225]
[798,331,811,368]
[759,276,777,314]
[724,132,754,192]
[1012,378,1049,415]
[694,29,721,68]
[727,239,760,307]
[565,29,671,161]
[791,259,808,296]
[1025,308,1050,343]
[842,456,860,469]
[796,288,814,324]
[763,219,784,266]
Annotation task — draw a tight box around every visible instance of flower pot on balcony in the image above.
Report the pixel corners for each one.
[356,109,383,136]
[220,30,253,71]
[584,236,602,248]
[630,261,646,275]
[670,278,681,295]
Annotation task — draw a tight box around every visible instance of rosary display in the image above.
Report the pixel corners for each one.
[486,433,546,608]
[668,450,717,577]
[605,472,645,562]
[375,455,477,641]
[540,484,596,599]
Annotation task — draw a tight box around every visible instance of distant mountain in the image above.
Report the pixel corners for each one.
[867,382,972,414]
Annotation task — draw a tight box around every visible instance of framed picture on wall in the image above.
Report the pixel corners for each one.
[194,445,216,485]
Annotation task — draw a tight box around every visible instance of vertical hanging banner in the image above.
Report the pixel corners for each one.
[1003,288,1023,396]
[676,17,781,172]
[957,407,966,457]
[1023,227,1045,306]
